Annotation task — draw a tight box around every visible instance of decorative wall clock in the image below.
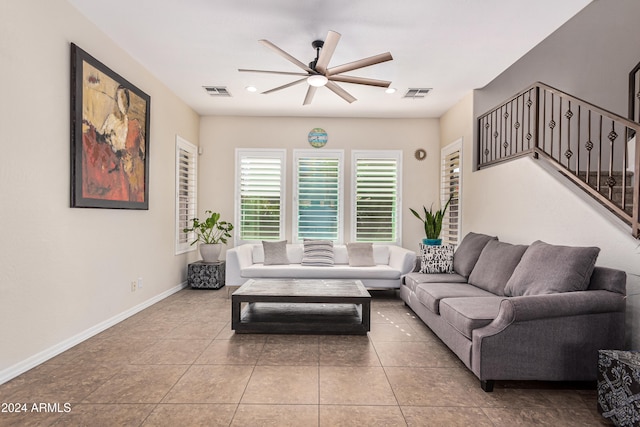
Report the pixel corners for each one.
[308,128,328,148]
[415,148,427,160]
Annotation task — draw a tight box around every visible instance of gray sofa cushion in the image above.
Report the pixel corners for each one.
[504,240,600,297]
[262,240,289,265]
[468,240,528,295]
[415,282,496,314]
[439,297,505,340]
[453,232,498,278]
[403,272,467,293]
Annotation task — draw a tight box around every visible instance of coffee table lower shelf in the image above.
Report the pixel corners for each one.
[234,302,369,335]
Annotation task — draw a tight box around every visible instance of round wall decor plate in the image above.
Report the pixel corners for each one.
[308,128,328,148]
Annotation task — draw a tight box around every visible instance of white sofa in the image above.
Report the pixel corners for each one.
[225,243,416,289]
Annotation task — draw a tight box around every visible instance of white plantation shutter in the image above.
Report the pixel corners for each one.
[441,140,462,246]
[175,136,197,254]
[236,149,286,244]
[352,150,402,244]
[293,150,343,242]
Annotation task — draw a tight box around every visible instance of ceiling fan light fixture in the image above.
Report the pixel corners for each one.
[307,74,328,87]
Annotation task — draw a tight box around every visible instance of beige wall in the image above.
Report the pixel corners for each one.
[198,116,440,251]
[0,0,200,380]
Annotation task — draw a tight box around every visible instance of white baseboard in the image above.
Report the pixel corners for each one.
[0,281,189,385]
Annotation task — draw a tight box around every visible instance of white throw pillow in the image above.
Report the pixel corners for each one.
[346,242,375,267]
[301,239,334,266]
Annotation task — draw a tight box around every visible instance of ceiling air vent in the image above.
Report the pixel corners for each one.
[203,86,231,97]
[404,88,432,99]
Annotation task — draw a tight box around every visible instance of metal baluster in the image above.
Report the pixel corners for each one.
[564,101,578,172]
[559,97,563,162]
[577,105,581,179]
[515,95,520,152]
[534,87,539,158]
[597,115,602,193]
[542,90,546,153]
[550,93,555,157]
[586,110,592,185]
[608,121,617,201]
[623,126,628,210]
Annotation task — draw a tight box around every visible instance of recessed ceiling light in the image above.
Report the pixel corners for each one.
[245,86,257,92]
[385,87,397,94]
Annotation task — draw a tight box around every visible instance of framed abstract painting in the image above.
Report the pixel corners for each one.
[70,43,150,209]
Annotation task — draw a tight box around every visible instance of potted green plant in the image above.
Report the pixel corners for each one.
[183,210,234,262]
[409,195,452,245]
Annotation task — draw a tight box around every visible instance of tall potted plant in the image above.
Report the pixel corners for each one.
[409,195,452,245]
[183,210,234,262]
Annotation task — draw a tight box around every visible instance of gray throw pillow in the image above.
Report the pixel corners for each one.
[504,240,600,296]
[346,243,375,267]
[262,240,289,265]
[453,232,498,278]
[468,240,528,295]
[419,244,454,274]
[301,239,334,266]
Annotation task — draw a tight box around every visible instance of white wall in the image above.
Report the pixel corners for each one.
[0,0,200,381]
[198,116,440,252]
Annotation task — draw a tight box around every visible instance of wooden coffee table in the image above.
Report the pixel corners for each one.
[231,279,371,335]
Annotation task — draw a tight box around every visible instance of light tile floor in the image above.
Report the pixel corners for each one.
[0,288,611,426]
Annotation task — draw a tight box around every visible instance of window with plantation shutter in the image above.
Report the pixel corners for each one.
[293,150,343,243]
[351,150,402,245]
[235,149,286,244]
[175,136,198,254]
[441,140,462,246]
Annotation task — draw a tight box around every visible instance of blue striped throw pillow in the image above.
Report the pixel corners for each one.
[301,239,334,266]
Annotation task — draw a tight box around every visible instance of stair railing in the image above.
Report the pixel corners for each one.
[477,82,640,238]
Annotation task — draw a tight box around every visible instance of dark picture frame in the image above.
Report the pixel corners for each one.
[70,43,150,209]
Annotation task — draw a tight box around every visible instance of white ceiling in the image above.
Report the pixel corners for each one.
[67,0,591,118]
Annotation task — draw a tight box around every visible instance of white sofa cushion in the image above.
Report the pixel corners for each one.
[241,264,401,280]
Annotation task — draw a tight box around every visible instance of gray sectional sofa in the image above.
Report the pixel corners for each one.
[400,232,627,392]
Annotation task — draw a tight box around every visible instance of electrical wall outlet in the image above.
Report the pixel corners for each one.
[137,277,143,289]
[130,281,137,292]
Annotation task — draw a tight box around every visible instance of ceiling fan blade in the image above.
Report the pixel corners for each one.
[259,39,315,73]
[239,69,309,77]
[327,52,393,76]
[303,85,318,105]
[315,30,341,74]
[261,78,307,95]
[325,81,356,104]
[328,75,391,88]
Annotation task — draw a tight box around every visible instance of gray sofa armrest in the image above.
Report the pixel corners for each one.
[496,290,626,324]
[472,290,626,382]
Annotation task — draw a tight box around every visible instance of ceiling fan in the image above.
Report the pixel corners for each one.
[239,30,393,105]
